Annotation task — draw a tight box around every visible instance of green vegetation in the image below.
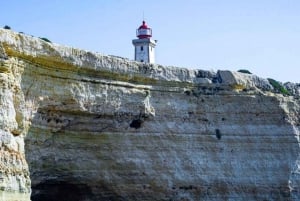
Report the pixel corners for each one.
[39,37,52,43]
[267,78,290,95]
[231,84,246,91]
[3,25,11,30]
[238,69,252,74]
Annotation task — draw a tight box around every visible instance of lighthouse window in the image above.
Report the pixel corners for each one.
[141,59,144,62]
[141,46,144,51]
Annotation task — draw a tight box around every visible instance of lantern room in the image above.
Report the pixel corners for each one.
[136,21,152,39]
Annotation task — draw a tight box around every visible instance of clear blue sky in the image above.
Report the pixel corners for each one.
[1,0,299,83]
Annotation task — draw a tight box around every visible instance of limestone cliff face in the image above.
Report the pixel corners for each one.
[0,28,300,201]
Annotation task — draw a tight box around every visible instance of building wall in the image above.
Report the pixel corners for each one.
[135,44,149,63]
[133,39,156,63]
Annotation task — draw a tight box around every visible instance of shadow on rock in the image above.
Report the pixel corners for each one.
[31,180,92,201]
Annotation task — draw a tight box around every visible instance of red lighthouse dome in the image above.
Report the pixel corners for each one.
[136,21,152,39]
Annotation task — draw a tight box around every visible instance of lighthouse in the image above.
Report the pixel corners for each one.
[132,20,157,63]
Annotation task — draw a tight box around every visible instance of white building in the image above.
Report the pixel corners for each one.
[132,21,157,63]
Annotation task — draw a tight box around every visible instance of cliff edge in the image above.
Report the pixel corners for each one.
[0,29,299,201]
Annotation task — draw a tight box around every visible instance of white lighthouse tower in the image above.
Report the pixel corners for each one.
[132,20,157,63]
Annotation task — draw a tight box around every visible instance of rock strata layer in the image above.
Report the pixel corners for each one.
[0,29,300,201]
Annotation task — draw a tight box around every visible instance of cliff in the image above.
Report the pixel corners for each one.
[0,28,299,201]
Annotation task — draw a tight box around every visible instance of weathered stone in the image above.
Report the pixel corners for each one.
[284,82,300,97]
[217,70,273,91]
[195,77,212,84]
[0,28,299,201]
[0,43,7,60]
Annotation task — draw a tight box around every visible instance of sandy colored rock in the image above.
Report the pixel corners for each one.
[0,28,299,201]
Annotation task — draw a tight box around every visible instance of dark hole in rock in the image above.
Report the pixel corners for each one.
[216,129,221,140]
[130,119,143,129]
[184,90,191,96]
[31,180,91,201]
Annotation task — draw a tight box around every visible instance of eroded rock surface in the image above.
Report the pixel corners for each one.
[0,29,300,201]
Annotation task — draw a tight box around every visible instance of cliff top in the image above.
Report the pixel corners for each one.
[0,28,299,97]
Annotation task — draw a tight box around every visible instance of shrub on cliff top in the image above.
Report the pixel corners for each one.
[238,69,252,74]
[267,78,290,95]
[39,37,52,43]
[3,25,11,30]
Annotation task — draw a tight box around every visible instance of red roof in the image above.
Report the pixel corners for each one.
[136,20,152,39]
[139,21,148,29]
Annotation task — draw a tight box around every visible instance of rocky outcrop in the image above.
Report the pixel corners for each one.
[0,28,299,201]
[0,44,31,200]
